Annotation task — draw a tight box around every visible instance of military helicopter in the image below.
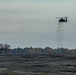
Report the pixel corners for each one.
[56,17,68,23]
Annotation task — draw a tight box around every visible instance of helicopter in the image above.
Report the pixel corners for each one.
[56,17,68,23]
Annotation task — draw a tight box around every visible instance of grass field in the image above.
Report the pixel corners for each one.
[0,54,76,75]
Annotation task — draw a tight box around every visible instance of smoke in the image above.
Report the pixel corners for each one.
[56,23,64,48]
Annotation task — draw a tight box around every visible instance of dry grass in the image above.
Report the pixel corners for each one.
[0,72,19,75]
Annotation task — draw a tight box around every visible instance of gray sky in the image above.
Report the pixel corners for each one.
[0,0,76,49]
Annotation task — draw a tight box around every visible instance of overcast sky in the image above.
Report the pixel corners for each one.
[0,0,76,49]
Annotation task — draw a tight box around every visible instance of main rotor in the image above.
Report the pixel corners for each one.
[56,16,68,23]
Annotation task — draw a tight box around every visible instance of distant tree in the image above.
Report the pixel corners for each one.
[4,44,11,53]
[0,44,3,49]
[45,47,51,50]
[0,43,11,53]
[4,44,11,49]
[16,47,22,50]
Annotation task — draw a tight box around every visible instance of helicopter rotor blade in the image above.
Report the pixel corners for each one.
[63,16,68,18]
[56,17,61,19]
[56,16,68,19]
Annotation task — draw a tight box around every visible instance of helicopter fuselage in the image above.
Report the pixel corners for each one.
[59,18,67,23]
